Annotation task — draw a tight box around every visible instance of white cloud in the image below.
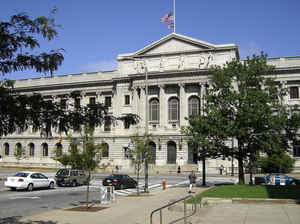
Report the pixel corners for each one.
[239,42,263,59]
[84,60,117,72]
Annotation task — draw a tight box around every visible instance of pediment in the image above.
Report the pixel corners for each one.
[135,33,215,56]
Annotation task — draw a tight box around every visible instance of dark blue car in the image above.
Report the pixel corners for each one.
[265,173,300,185]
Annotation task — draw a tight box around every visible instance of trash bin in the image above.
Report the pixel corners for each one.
[100,186,115,204]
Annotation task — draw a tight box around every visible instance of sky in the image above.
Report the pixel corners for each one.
[1,0,300,80]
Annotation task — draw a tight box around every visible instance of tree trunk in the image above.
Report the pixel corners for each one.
[86,171,91,208]
[202,157,206,186]
[238,155,245,184]
[144,160,149,193]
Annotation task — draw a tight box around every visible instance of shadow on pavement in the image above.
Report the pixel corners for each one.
[265,185,300,200]
[0,216,57,224]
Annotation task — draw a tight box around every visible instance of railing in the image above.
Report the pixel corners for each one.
[150,194,197,224]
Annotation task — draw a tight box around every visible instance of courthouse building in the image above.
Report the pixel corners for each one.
[1,33,300,173]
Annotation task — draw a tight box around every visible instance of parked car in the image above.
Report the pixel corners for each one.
[4,171,56,191]
[55,168,89,187]
[102,174,137,190]
[264,173,300,185]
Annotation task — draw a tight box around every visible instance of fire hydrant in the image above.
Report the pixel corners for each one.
[162,179,166,190]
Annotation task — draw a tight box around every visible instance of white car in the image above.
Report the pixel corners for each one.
[4,171,56,191]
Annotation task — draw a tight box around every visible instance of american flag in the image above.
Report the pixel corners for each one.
[168,23,174,29]
[160,12,174,22]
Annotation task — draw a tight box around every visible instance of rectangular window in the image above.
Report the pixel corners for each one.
[105,96,112,107]
[124,120,130,129]
[89,97,96,105]
[125,95,130,105]
[74,98,80,109]
[290,87,299,99]
[60,99,67,110]
[104,119,111,131]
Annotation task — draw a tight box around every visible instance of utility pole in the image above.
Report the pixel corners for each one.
[144,60,149,193]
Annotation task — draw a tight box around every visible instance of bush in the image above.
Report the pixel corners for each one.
[258,152,295,173]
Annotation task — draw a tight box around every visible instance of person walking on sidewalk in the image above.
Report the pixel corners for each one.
[188,170,197,193]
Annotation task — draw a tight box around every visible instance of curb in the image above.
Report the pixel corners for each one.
[200,197,300,207]
[168,197,300,213]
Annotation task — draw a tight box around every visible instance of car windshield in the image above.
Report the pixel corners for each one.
[14,172,29,177]
[56,169,69,176]
[107,174,122,179]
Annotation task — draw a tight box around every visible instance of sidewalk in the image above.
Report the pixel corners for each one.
[20,185,206,224]
[16,185,300,224]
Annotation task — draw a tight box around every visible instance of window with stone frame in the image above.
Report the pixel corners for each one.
[188,96,200,116]
[4,143,9,156]
[74,98,81,109]
[293,141,300,157]
[290,86,299,99]
[104,118,112,132]
[42,143,48,157]
[28,143,35,157]
[89,97,96,105]
[124,95,130,105]
[101,143,109,158]
[105,96,112,107]
[60,98,67,110]
[168,97,179,121]
[149,98,160,122]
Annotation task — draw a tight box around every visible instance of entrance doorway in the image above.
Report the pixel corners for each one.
[167,141,177,164]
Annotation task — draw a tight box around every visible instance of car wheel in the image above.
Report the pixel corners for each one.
[71,181,77,187]
[49,182,55,189]
[27,183,34,191]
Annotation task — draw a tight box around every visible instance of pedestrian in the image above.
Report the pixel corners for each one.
[177,166,181,174]
[188,170,197,193]
[219,164,224,175]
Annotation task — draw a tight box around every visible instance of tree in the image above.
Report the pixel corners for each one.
[0,9,64,76]
[257,152,295,173]
[0,10,64,138]
[186,53,294,184]
[130,134,152,195]
[184,114,226,186]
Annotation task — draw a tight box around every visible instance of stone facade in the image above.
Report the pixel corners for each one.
[1,33,300,173]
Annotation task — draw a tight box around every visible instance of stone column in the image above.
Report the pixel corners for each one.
[280,81,288,105]
[179,83,186,126]
[159,84,166,129]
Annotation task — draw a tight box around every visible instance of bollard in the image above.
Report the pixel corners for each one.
[162,179,166,190]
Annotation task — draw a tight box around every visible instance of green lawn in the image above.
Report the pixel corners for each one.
[189,185,300,203]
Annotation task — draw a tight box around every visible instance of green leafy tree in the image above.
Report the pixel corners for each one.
[257,152,295,173]
[0,10,64,138]
[0,9,64,76]
[130,134,152,195]
[184,114,226,186]
[186,53,295,184]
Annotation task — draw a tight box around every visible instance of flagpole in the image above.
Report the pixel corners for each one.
[173,0,176,33]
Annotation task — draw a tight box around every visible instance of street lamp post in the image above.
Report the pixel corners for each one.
[144,60,149,193]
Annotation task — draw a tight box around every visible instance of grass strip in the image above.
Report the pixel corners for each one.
[188,185,300,204]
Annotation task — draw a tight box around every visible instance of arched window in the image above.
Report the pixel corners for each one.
[149,98,160,122]
[28,143,35,157]
[188,96,200,116]
[101,143,109,158]
[42,143,48,157]
[168,98,179,121]
[4,143,9,156]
